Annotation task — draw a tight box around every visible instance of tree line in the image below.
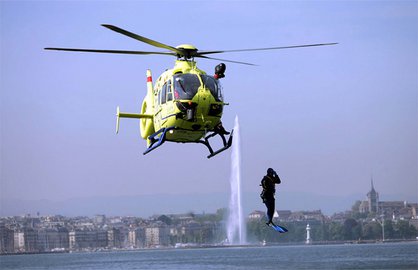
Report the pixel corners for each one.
[154,209,417,245]
[246,217,417,243]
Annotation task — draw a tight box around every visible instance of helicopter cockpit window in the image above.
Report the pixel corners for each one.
[167,80,173,102]
[161,83,167,104]
[201,75,223,102]
[158,86,162,105]
[173,74,200,100]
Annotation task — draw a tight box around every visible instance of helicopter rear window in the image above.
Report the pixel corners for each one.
[173,74,200,100]
[201,75,223,102]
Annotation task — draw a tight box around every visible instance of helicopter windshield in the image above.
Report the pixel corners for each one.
[173,74,200,100]
[173,74,223,101]
[201,75,223,102]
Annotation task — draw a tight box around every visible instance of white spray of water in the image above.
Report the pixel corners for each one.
[226,115,246,245]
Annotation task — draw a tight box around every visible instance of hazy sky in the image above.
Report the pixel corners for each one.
[1,1,417,216]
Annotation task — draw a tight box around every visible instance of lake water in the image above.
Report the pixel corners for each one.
[1,242,417,270]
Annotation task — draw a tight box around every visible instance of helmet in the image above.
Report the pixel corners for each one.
[267,168,275,176]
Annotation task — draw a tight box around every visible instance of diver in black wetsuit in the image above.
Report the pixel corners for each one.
[260,168,281,226]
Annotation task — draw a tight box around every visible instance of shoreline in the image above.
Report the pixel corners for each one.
[2,239,417,256]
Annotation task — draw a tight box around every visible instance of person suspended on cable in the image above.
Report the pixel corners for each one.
[260,167,281,226]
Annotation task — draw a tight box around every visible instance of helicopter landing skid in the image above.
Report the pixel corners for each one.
[143,127,233,158]
[143,126,175,155]
[199,129,234,159]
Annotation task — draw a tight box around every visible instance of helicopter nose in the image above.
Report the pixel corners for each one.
[197,89,211,110]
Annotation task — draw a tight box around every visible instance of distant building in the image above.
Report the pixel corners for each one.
[37,227,69,252]
[330,211,352,223]
[24,228,38,252]
[14,231,25,252]
[94,215,106,226]
[134,227,146,248]
[0,223,14,254]
[145,226,170,247]
[107,227,122,248]
[379,201,405,217]
[358,200,369,213]
[168,214,194,224]
[359,178,379,214]
[248,211,265,220]
[357,179,417,220]
[276,210,292,221]
[128,226,145,248]
[359,179,379,214]
[127,228,136,248]
[69,229,107,250]
[289,210,324,222]
[367,179,379,213]
[249,210,322,223]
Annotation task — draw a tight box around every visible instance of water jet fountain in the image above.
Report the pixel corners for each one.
[226,115,246,245]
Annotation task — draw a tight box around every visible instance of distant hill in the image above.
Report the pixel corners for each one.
[1,192,416,218]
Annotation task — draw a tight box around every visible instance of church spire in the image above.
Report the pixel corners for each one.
[367,174,379,213]
[371,174,375,192]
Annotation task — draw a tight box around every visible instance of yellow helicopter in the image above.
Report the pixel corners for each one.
[45,24,337,158]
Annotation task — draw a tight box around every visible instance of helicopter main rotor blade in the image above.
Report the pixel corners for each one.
[101,24,183,55]
[44,47,176,56]
[196,55,256,66]
[197,42,338,55]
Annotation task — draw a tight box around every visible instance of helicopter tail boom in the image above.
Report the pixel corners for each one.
[116,106,153,134]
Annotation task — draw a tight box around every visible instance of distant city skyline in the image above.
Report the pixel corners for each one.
[1,191,417,254]
[1,183,416,218]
